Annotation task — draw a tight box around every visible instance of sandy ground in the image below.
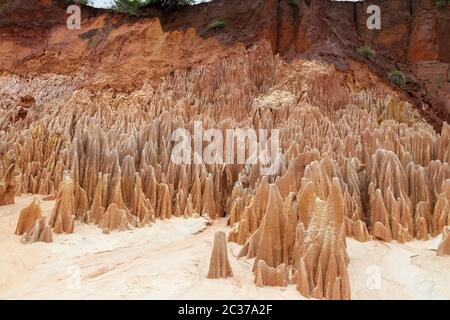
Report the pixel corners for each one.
[347,237,450,299]
[1,195,450,300]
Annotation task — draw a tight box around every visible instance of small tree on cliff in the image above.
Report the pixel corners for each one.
[0,0,11,14]
[113,0,193,16]
[435,0,449,7]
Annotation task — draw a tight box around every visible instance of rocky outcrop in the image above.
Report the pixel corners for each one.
[20,217,53,244]
[255,260,288,287]
[49,174,76,234]
[207,231,233,279]
[99,204,131,232]
[15,199,43,235]
[253,185,285,269]
[236,179,350,299]
[292,196,350,300]
[0,162,16,206]
[437,227,450,256]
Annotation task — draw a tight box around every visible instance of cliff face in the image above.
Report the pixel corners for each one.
[0,0,448,126]
[170,0,450,126]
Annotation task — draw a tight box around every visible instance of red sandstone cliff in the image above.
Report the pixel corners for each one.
[0,0,449,126]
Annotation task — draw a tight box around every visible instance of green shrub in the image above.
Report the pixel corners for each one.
[357,46,376,61]
[153,0,193,9]
[0,0,11,14]
[207,20,227,31]
[388,70,406,88]
[288,0,299,8]
[113,0,143,16]
[113,0,193,16]
[435,0,449,8]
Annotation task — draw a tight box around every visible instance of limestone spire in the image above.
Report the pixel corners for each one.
[49,173,76,234]
[207,231,233,279]
[15,198,43,236]
[254,184,285,268]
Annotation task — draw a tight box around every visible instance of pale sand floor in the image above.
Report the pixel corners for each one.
[1,195,450,300]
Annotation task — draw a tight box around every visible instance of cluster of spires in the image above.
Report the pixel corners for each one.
[1,40,450,299]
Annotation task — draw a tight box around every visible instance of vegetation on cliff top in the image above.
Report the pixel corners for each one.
[435,0,449,8]
[0,0,11,14]
[113,0,194,16]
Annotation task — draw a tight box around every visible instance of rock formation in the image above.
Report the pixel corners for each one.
[437,227,450,256]
[49,174,76,234]
[15,199,42,236]
[254,185,285,268]
[0,163,16,206]
[207,231,233,279]
[20,217,53,244]
[1,0,450,300]
[255,260,288,287]
[236,180,350,299]
[99,204,132,232]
